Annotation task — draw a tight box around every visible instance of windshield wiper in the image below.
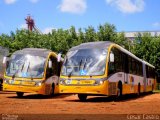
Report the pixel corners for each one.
[68,71,72,78]
[79,59,82,70]
[26,62,30,73]
[83,58,87,70]
[26,61,33,80]
[21,62,25,72]
[79,58,88,71]
[12,69,19,79]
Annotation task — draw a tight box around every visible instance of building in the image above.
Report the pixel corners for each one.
[123,31,160,40]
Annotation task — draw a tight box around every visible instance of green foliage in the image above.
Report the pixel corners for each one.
[0,23,121,55]
[1,23,160,73]
[132,33,160,72]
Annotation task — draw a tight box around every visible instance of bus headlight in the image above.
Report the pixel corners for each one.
[99,80,104,85]
[59,78,65,85]
[94,79,104,85]
[60,80,63,85]
[37,82,42,86]
[35,81,42,86]
[4,78,9,84]
[60,80,65,85]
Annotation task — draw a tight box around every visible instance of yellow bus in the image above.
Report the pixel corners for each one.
[3,48,63,97]
[0,46,9,91]
[59,41,155,101]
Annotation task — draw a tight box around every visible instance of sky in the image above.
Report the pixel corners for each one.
[0,0,160,35]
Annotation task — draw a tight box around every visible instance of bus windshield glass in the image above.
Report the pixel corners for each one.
[6,54,46,78]
[61,49,107,76]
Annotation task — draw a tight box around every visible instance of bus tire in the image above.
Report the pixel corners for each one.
[0,79,3,91]
[137,83,141,96]
[16,92,24,98]
[78,94,87,102]
[50,83,55,96]
[117,81,122,98]
[151,84,154,93]
[152,84,154,91]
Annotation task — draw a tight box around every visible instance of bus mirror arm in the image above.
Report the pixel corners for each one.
[3,57,7,64]
[110,52,114,62]
[48,60,52,68]
[57,53,62,62]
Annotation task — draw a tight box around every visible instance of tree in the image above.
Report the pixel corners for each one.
[85,26,98,42]
[97,23,117,42]
[1,23,160,75]
[132,33,160,72]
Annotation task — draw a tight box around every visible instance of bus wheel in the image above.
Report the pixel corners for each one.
[0,79,2,91]
[137,83,141,96]
[16,92,24,98]
[151,84,154,93]
[50,83,55,96]
[78,94,87,102]
[152,84,154,91]
[117,81,122,98]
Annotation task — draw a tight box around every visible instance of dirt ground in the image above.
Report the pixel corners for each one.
[0,92,160,120]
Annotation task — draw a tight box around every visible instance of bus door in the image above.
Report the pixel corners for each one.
[0,47,9,90]
[45,55,59,95]
[143,63,147,92]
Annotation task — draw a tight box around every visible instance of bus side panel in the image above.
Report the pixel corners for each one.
[108,72,124,95]
[143,63,147,92]
[0,57,6,90]
[108,72,144,95]
[145,78,155,92]
[127,74,144,94]
[45,76,59,94]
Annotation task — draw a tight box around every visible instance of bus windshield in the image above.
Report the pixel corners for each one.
[6,54,46,78]
[61,49,107,76]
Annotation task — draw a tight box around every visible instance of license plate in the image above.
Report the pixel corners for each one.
[80,80,94,84]
[13,81,21,85]
[23,81,35,85]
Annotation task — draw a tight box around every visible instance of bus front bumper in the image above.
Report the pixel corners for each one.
[59,81,109,95]
[3,83,48,95]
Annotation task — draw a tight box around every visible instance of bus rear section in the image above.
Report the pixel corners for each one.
[3,48,62,97]
[0,46,9,91]
[59,41,156,101]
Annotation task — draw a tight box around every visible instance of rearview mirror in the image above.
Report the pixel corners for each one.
[48,60,52,68]
[110,52,114,62]
[3,57,7,64]
[57,53,62,62]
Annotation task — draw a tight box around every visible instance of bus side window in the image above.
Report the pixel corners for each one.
[108,50,115,75]
[108,48,125,76]
[108,62,115,75]
[128,56,132,74]
[124,54,129,73]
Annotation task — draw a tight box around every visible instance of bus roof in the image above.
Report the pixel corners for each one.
[116,44,155,68]
[69,41,155,69]
[69,41,113,51]
[143,60,155,68]
[12,48,52,58]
